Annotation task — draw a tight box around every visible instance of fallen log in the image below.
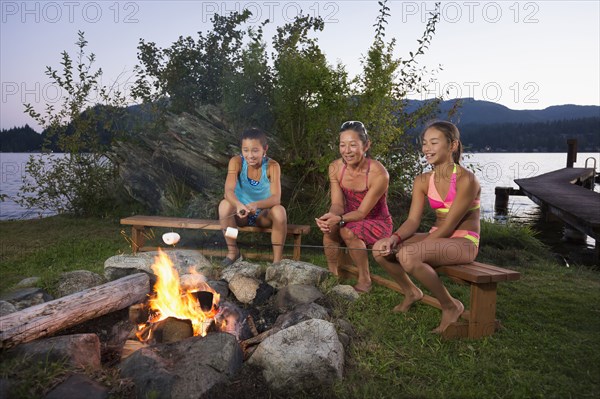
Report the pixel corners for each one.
[0,273,151,349]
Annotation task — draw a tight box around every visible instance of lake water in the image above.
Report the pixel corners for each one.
[1,152,599,252]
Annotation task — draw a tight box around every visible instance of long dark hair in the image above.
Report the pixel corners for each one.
[421,121,462,164]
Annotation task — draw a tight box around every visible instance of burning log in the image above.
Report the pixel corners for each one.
[0,273,150,349]
[129,303,150,324]
[153,317,194,343]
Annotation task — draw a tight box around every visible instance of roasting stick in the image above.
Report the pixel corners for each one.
[161,211,247,245]
[223,225,397,254]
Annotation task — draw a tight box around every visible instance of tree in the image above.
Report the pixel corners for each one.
[352,0,442,195]
[18,31,130,216]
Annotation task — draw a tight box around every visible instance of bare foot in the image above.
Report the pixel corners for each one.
[432,299,464,334]
[328,264,339,276]
[392,287,424,313]
[353,283,372,293]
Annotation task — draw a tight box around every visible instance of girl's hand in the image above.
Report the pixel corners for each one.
[246,202,258,214]
[236,204,250,217]
[378,236,398,257]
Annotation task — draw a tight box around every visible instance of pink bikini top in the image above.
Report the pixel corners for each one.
[428,164,480,213]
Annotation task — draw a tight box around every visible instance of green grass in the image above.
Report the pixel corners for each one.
[0,215,129,295]
[1,217,599,398]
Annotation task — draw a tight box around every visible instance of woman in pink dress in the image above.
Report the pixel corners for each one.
[316,121,393,293]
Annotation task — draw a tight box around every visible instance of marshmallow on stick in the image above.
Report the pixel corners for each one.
[162,232,181,245]
[225,227,239,239]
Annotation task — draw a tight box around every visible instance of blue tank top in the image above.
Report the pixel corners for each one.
[234,156,271,204]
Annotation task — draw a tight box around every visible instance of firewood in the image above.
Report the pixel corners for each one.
[0,273,151,349]
[240,327,281,351]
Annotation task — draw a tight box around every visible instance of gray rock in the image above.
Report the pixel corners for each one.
[265,259,330,289]
[335,319,355,338]
[14,276,40,288]
[248,319,344,393]
[221,261,264,282]
[5,334,101,369]
[0,300,17,316]
[207,280,230,300]
[274,284,323,313]
[0,287,53,310]
[338,332,351,348]
[120,333,243,399]
[104,250,213,281]
[56,270,105,297]
[273,302,330,330]
[330,284,360,301]
[228,274,261,304]
[44,373,109,399]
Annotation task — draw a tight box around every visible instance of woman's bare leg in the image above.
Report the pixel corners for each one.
[339,228,371,292]
[322,226,341,275]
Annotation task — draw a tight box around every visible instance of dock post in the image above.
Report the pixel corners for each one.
[494,187,512,215]
[566,139,577,168]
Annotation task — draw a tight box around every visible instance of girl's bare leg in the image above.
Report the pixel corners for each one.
[372,234,426,311]
[397,238,477,332]
[257,205,287,263]
[218,199,239,259]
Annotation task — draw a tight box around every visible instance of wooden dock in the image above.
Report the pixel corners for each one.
[514,168,599,249]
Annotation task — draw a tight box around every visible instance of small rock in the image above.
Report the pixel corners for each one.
[221,261,264,282]
[330,284,360,301]
[5,334,101,369]
[228,274,261,304]
[14,276,40,288]
[273,302,330,329]
[274,284,323,313]
[207,280,230,299]
[44,373,109,399]
[104,250,213,281]
[56,270,105,297]
[265,259,329,289]
[0,300,17,316]
[0,287,53,310]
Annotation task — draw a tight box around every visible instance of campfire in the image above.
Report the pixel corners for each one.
[135,249,228,343]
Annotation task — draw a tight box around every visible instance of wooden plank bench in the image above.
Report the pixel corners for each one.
[120,215,311,261]
[338,254,520,339]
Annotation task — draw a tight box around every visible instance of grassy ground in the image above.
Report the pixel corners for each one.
[1,216,599,398]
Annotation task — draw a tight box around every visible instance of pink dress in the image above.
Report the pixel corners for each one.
[339,159,393,245]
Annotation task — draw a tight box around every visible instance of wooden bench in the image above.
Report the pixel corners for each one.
[338,254,520,339]
[120,215,311,261]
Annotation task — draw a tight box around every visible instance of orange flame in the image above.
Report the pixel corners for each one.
[144,248,220,337]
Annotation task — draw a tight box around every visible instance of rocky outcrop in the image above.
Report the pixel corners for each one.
[110,105,239,213]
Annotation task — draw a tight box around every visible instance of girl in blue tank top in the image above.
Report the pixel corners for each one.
[218,128,288,265]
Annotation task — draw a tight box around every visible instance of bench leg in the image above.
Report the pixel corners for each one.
[131,226,146,254]
[468,282,498,338]
[292,234,301,260]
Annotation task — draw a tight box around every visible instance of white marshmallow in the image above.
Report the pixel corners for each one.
[162,232,181,245]
[225,227,239,239]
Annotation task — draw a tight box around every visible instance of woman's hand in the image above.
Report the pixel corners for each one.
[315,212,339,233]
